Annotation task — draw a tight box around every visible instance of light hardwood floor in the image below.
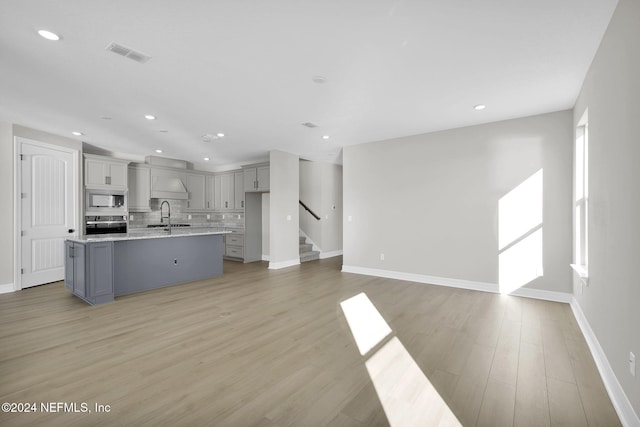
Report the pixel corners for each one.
[0,257,620,426]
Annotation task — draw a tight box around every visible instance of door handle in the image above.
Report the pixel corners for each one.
[68,229,75,234]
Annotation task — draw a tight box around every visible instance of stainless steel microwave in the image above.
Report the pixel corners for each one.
[85,189,127,214]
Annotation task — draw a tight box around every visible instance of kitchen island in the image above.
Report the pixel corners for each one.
[65,228,230,305]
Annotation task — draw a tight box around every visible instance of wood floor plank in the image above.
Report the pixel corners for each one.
[514,342,550,427]
[0,257,621,426]
[547,377,589,427]
[476,377,517,427]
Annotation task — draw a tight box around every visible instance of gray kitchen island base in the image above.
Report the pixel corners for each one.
[65,231,226,304]
[114,234,223,296]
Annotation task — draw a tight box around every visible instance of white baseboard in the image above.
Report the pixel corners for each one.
[509,287,573,304]
[570,298,640,427]
[269,258,300,270]
[0,283,15,294]
[320,249,343,259]
[341,265,498,294]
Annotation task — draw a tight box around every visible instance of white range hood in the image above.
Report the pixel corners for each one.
[146,156,189,200]
[150,175,188,200]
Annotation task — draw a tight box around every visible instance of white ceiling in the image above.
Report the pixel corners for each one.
[0,0,617,167]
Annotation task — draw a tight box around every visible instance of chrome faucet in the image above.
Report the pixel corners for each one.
[160,200,171,233]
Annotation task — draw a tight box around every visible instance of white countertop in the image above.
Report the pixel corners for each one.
[68,228,231,243]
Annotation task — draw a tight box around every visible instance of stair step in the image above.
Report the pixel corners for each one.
[300,250,320,263]
[299,243,313,253]
[299,236,306,244]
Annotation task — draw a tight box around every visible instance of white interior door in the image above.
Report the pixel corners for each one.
[19,138,78,288]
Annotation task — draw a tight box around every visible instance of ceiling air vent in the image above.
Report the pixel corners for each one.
[105,42,151,64]
[301,122,318,128]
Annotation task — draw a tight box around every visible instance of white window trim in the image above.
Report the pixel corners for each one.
[572,110,589,285]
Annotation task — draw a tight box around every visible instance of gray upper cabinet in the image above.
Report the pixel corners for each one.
[205,174,215,211]
[215,172,235,211]
[85,154,129,190]
[234,171,244,209]
[244,165,269,192]
[185,173,206,211]
[128,164,151,212]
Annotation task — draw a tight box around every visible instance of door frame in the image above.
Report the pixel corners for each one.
[14,136,80,291]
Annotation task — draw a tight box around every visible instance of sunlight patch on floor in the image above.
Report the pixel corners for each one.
[340,293,461,426]
[339,292,392,356]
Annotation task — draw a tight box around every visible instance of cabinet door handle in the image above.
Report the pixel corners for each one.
[207,201,210,208]
[241,201,244,208]
[225,201,228,208]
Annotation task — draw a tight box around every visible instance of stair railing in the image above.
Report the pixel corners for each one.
[299,200,321,221]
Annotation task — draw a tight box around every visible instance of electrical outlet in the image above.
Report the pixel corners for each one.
[129,214,134,221]
[188,214,192,220]
[630,352,636,377]
[380,253,385,261]
[206,214,210,220]
[348,215,352,222]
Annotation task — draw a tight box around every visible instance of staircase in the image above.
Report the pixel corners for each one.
[299,236,320,262]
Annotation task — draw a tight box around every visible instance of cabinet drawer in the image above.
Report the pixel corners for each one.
[225,234,244,247]
[225,245,244,258]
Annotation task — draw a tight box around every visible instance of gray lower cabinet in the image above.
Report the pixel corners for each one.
[224,232,244,260]
[113,235,224,296]
[65,240,114,305]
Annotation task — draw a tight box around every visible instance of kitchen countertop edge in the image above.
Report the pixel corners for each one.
[67,229,231,243]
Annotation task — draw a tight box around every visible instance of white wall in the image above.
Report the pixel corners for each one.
[0,122,14,289]
[299,160,343,254]
[269,150,300,268]
[343,110,573,293]
[573,0,640,418]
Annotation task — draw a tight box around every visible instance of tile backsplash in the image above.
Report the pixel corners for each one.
[129,199,244,229]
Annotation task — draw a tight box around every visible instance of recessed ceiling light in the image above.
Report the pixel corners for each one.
[203,157,210,161]
[474,104,486,111]
[155,149,163,153]
[312,76,327,84]
[322,135,330,140]
[144,114,156,120]
[71,131,83,136]
[216,133,225,138]
[37,30,60,41]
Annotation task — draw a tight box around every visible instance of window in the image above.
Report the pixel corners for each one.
[573,112,589,276]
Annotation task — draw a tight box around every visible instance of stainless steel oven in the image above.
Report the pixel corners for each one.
[85,215,128,235]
